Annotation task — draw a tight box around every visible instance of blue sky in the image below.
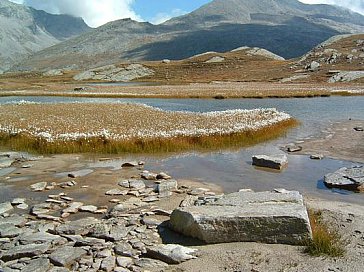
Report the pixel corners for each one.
[8,0,364,27]
[132,0,211,23]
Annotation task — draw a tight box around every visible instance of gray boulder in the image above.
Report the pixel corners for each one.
[155,180,178,197]
[324,166,364,192]
[252,154,288,170]
[170,190,311,245]
[306,61,320,71]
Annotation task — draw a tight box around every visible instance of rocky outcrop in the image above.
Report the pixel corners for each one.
[73,64,155,82]
[328,71,364,83]
[205,56,225,63]
[170,190,312,245]
[252,154,288,170]
[324,166,364,192]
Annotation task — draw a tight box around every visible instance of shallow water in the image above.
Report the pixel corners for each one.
[0,96,363,204]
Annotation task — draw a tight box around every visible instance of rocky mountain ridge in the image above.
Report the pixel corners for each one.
[4,0,364,71]
[0,0,90,72]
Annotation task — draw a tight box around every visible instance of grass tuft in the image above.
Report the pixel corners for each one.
[0,119,297,154]
[305,210,346,257]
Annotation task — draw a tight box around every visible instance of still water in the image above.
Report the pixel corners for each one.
[0,96,363,203]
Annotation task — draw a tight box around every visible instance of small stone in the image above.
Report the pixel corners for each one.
[122,161,138,167]
[21,164,33,169]
[155,180,178,197]
[109,199,121,203]
[156,172,171,180]
[60,196,74,202]
[143,196,159,203]
[0,224,22,238]
[114,242,135,257]
[141,171,157,181]
[116,256,133,268]
[354,127,363,132]
[21,257,51,272]
[30,182,47,192]
[135,258,168,270]
[16,203,29,210]
[287,146,302,152]
[100,256,116,272]
[79,205,98,213]
[11,198,26,205]
[63,202,83,214]
[106,189,128,196]
[49,246,87,267]
[129,180,146,190]
[0,202,13,215]
[0,243,50,262]
[310,154,324,160]
[118,180,130,188]
[146,244,198,264]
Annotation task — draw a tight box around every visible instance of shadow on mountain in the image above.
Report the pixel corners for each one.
[125,17,340,60]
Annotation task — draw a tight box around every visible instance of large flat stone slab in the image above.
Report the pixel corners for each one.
[170,190,311,245]
[324,166,364,192]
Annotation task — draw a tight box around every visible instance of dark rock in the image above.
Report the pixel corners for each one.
[287,146,302,152]
[354,127,363,131]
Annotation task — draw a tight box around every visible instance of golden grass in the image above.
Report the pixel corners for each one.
[0,119,296,154]
[0,103,297,154]
[305,210,346,257]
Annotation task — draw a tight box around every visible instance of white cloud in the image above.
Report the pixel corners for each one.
[9,0,142,27]
[299,0,364,15]
[150,9,187,25]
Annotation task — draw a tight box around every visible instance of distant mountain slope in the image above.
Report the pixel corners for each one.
[12,0,364,71]
[0,0,90,72]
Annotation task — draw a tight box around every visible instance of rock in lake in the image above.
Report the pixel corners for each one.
[324,166,364,192]
[252,154,288,170]
[170,190,312,245]
[287,146,302,153]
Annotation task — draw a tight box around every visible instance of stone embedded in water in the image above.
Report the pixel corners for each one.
[11,198,26,205]
[0,202,13,215]
[287,146,302,152]
[49,246,87,267]
[122,161,138,167]
[30,182,48,192]
[354,126,363,132]
[324,166,364,192]
[170,190,312,245]
[252,154,288,170]
[310,154,324,160]
[146,244,198,264]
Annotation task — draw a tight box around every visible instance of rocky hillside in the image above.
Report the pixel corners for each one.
[11,0,364,71]
[287,34,364,84]
[0,0,90,72]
